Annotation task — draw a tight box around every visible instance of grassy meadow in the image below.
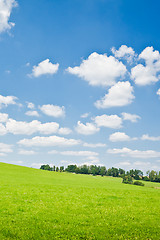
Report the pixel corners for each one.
[0,162,159,240]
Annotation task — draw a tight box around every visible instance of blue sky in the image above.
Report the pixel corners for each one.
[0,0,160,173]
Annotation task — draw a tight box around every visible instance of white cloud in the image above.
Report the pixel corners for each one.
[108,147,160,158]
[95,81,134,109]
[6,119,59,135]
[83,142,106,148]
[18,150,36,155]
[58,127,72,135]
[141,134,160,141]
[26,102,35,109]
[0,0,18,33]
[131,46,160,85]
[0,142,13,153]
[111,45,135,63]
[0,117,71,136]
[81,112,90,118]
[114,161,158,172]
[121,112,141,122]
[0,123,7,135]
[157,89,160,96]
[67,52,127,87]
[25,111,39,117]
[39,104,65,118]
[0,94,17,108]
[0,113,8,122]
[75,121,100,135]
[109,132,135,142]
[30,59,59,77]
[18,135,81,147]
[94,114,122,129]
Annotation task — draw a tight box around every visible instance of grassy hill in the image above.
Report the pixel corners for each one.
[0,162,159,240]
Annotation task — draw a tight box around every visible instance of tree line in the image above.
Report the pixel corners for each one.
[40,164,160,183]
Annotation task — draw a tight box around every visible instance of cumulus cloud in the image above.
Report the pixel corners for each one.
[67,52,127,87]
[0,117,71,136]
[121,112,141,122]
[18,149,36,155]
[0,0,18,33]
[30,59,59,77]
[0,142,13,154]
[6,119,59,135]
[0,123,7,135]
[157,89,160,96]
[39,104,65,118]
[0,113,8,122]
[18,135,81,147]
[108,147,160,158]
[25,111,39,117]
[0,94,17,108]
[83,142,106,148]
[94,114,122,129]
[95,81,134,109]
[26,102,35,109]
[114,161,154,172]
[75,121,100,135]
[141,134,160,141]
[58,127,72,135]
[131,46,160,85]
[109,132,136,142]
[111,45,135,63]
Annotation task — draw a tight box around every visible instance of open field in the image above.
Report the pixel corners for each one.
[0,163,159,240]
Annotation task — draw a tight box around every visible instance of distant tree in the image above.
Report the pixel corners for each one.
[80,165,89,174]
[100,166,106,176]
[149,170,157,182]
[65,165,77,173]
[119,168,125,175]
[146,170,150,177]
[60,166,64,172]
[40,164,52,171]
[111,167,119,177]
[75,167,80,174]
[106,168,112,176]
[53,166,55,171]
[134,169,143,180]
[142,176,150,181]
[56,167,59,172]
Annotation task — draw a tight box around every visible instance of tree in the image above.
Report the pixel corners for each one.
[65,165,77,173]
[100,166,106,176]
[149,170,157,182]
[60,166,64,172]
[40,164,52,171]
[56,167,59,172]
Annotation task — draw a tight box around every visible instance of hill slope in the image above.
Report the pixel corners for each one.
[0,162,159,240]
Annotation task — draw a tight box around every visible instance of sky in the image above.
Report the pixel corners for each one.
[0,0,160,173]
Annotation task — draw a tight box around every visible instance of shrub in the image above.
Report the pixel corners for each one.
[134,181,144,186]
[122,175,133,184]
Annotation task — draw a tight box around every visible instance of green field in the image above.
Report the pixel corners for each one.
[0,163,159,240]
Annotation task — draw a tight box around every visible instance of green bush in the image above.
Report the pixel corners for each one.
[134,181,144,186]
[122,175,133,184]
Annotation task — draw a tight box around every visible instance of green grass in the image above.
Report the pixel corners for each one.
[0,163,160,240]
